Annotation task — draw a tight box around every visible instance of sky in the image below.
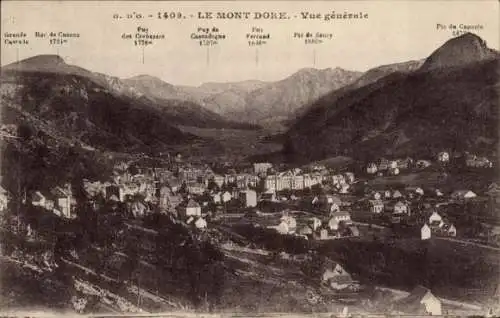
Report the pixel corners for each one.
[1,1,499,86]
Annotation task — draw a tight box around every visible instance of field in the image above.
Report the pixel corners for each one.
[366,168,497,194]
[176,126,282,162]
[367,172,445,189]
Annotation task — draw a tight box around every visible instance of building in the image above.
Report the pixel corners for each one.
[378,158,390,171]
[421,224,431,240]
[388,167,400,176]
[254,162,273,174]
[194,217,207,229]
[393,201,409,214]
[106,185,124,202]
[344,172,355,184]
[366,163,378,174]
[447,224,457,236]
[451,190,477,200]
[437,151,450,163]
[347,225,360,237]
[330,211,351,223]
[32,191,46,207]
[159,186,182,212]
[329,203,340,213]
[369,200,384,214]
[415,187,424,196]
[339,184,350,194]
[328,217,340,231]
[280,214,297,233]
[416,160,432,169]
[187,182,205,195]
[222,191,232,203]
[393,190,403,199]
[298,225,313,236]
[0,186,9,211]
[212,174,225,188]
[239,189,257,207]
[310,217,322,231]
[397,157,413,169]
[384,190,392,199]
[322,263,353,290]
[428,211,442,225]
[180,199,202,219]
[130,200,148,218]
[393,286,442,316]
[51,187,73,218]
[260,192,277,202]
[212,192,221,204]
[270,221,289,235]
[167,178,182,193]
[466,155,493,168]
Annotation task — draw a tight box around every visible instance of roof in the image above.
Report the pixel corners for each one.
[394,285,440,314]
[51,186,70,198]
[348,226,360,236]
[325,195,342,204]
[32,191,45,200]
[331,211,351,217]
[452,190,477,197]
[369,200,384,206]
[186,199,200,208]
[298,225,313,235]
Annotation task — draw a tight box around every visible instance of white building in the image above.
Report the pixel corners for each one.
[222,191,232,203]
[184,199,201,217]
[395,286,442,316]
[421,224,431,240]
[437,151,450,163]
[239,189,257,207]
[194,217,207,229]
[369,200,384,214]
[451,190,477,200]
[330,211,351,223]
[429,211,442,224]
[366,163,378,174]
[212,192,221,204]
[394,201,409,214]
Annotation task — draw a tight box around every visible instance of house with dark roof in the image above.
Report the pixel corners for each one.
[51,186,74,218]
[322,262,354,290]
[393,286,442,316]
[178,199,202,220]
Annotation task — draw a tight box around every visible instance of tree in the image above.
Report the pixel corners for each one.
[207,180,220,193]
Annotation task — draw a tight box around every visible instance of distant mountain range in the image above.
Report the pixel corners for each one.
[284,33,500,163]
[124,68,362,127]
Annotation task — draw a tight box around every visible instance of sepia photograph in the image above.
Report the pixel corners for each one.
[0,0,499,316]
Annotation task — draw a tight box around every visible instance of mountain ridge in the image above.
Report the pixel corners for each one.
[285,33,500,163]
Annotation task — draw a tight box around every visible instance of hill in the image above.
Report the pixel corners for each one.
[1,55,200,151]
[285,33,499,163]
[124,75,259,130]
